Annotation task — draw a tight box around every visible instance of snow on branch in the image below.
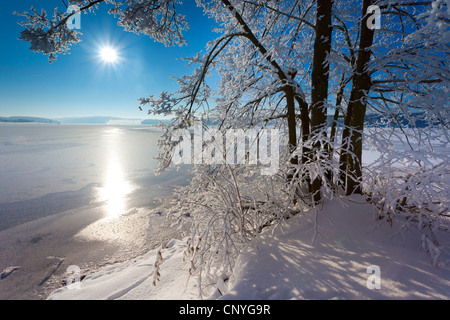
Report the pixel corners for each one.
[15,0,188,62]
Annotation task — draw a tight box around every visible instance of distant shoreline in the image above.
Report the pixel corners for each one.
[0,116,171,126]
[0,116,59,124]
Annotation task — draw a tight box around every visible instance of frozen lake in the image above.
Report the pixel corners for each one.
[0,123,190,299]
[0,123,446,299]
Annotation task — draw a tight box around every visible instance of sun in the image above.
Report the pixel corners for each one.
[99,46,118,63]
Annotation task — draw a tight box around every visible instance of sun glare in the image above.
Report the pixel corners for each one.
[99,163,133,218]
[99,46,118,63]
[98,128,134,218]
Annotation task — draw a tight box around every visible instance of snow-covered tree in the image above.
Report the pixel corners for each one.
[16,0,449,294]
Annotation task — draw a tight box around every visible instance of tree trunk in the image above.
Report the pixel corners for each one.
[310,0,334,202]
[296,95,310,166]
[339,0,375,195]
[326,73,345,185]
[285,84,298,167]
[329,73,346,157]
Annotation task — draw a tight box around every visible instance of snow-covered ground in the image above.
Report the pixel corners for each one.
[48,195,449,300]
[1,123,448,300]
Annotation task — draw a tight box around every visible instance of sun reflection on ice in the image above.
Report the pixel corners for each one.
[97,127,134,218]
[98,163,133,218]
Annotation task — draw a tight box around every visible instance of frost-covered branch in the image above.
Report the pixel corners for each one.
[15,0,188,62]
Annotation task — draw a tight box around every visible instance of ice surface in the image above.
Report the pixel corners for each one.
[0,123,191,299]
[0,266,20,280]
[0,124,162,203]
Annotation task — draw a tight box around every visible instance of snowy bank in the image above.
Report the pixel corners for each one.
[48,238,200,300]
[221,197,449,300]
[48,196,449,300]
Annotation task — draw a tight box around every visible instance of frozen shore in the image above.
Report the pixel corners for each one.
[0,124,191,299]
[48,196,450,300]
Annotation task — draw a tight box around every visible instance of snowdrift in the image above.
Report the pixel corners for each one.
[48,196,449,300]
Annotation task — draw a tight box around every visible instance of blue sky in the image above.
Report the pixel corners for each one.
[0,1,218,119]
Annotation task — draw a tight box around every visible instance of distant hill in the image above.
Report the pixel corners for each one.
[3,114,433,127]
[141,119,172,125]
[54,116,137,124]
[53,116,172,125]
[0,116,59,124]
[0,115,172,125]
